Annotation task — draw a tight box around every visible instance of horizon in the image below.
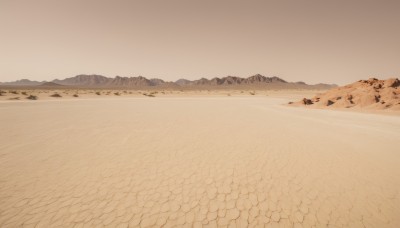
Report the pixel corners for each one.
[1,73,341,86]
[1,0,400,85]
[3,73,399,86]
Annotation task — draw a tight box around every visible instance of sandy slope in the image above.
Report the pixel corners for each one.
[0,97,399,227]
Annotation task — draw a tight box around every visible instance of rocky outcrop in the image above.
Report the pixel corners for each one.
[290,78,400,111]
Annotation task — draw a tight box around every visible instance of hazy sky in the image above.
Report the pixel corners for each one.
[1,0,399,85]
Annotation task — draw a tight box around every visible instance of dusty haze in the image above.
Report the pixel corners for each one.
[1,0,399,84]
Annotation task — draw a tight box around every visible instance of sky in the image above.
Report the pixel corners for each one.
[0,0,399,85]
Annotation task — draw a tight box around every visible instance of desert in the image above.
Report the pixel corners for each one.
[2,0,400,227]
[1,80,400,227]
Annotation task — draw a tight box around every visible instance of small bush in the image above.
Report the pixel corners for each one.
[95,91,101,95]
[9,97,20,100]
[73,94,79,97]
[50,93,62,98]
[249,91,255,95]
[0,90,6,96]
[143,93,155,97]
[21,91,28,95]
[27,95,38,100]
[9,90,19,94]
[114,92,120,96]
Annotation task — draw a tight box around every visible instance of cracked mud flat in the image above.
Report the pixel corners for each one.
[0,97,400,228]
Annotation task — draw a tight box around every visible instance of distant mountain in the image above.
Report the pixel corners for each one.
[39,82,64,87]
[1,74,337,90]
[217,76,244,85]
[244,74,286,84]
[52,75,166,87]
[175,79,192,85]
[2,79,43,86]
[176,74,287,86]
[52,74,111,86]
[180,74,335,89]
[314,83,338,87]
[109,76,153,87]
[149,78,166,86]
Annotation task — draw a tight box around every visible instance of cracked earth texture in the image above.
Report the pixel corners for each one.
[1,97,399,227]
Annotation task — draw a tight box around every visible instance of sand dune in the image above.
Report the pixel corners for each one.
[1,96,400,227]
[290,78,400,112]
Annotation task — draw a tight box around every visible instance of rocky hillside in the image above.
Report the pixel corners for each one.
[53,74,111,86]
[290,78,400,111]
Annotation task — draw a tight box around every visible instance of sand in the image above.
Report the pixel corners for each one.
[0,89,319,101]
[1,95,400,227]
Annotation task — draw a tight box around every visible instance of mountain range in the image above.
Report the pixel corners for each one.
[0,74,337,89]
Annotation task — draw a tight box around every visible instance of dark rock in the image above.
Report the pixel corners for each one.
[302,98,313,105]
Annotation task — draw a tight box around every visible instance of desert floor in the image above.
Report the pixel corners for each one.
[1,95,400,228]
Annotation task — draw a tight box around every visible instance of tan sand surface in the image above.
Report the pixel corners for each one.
[0,89,319,101]
[1,97,400,227]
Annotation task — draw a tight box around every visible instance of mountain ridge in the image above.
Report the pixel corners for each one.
[1,79,44,86]
[1,74,337,89]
